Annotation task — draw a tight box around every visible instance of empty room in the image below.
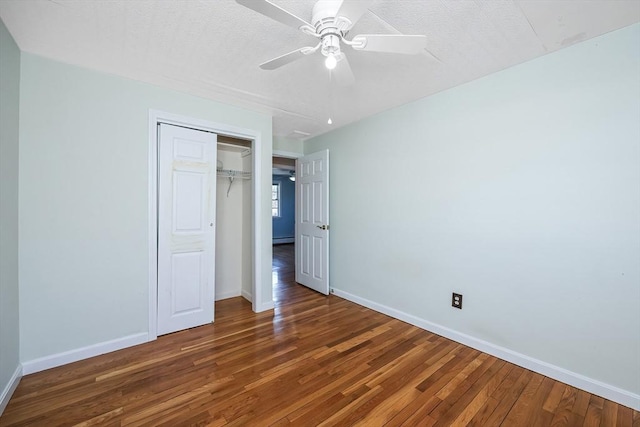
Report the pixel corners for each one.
[0,0,639,425]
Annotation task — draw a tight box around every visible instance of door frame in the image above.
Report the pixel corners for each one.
[148,110,263,341]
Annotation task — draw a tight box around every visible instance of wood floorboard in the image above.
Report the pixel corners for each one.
[1,243,637,426]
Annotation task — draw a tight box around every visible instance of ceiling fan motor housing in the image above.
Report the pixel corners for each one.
[322,34,341,57]
[312,0,348,58]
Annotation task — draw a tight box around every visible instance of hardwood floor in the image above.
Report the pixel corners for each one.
[1,243,637,426]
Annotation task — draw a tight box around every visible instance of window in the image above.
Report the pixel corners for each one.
[272,183,280,217]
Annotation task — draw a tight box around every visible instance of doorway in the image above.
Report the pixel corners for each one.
[271,150,330,298]
[272,155,296,245]
[272,153,300,302]
[148,110,264,340]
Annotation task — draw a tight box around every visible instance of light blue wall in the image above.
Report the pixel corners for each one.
[305,24,640,397]
[18,53,273,362]
[272,175,295,240]
[0,18,21,411]
[273,136,303,155]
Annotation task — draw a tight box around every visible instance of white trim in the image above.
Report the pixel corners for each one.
[215,290,242,301]
[22,333,148,375]
[272,150,302,159]
[148,113,159,341]
[241,289,253,302]
[331,288,640,411]
[252,121,265,313]
[0,364,22,415]
[258,301,275,311]
[148,110,267,341]
[273,237,294,244]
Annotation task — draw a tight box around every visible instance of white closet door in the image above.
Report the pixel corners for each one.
[157,124,217,336]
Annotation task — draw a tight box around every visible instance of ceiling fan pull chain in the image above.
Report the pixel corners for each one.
[327,68,334,125]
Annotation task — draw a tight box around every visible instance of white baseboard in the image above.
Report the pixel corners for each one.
[0,364,22,416]
[22,332,149,375]
[242,289,253,302]
[215,290,242,301]
[256,300,275,312]
[331,288,640,411]
[273,238,294,244]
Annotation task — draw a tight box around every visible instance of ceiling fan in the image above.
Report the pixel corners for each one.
[236,0,428,85]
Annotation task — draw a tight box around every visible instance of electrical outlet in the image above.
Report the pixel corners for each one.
[452,293,463,309]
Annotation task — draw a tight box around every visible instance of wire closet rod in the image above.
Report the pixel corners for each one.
[217,168,251,197]
[217,168,251,178]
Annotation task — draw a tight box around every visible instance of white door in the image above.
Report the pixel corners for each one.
[157,123,217,335]
[295,149,329,295]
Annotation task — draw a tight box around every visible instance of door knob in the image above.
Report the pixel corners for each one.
[316,224,329,230]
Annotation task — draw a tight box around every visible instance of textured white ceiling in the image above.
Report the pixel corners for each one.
[1,0,638,140]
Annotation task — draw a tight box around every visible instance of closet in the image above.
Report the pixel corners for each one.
[215,136,253,303]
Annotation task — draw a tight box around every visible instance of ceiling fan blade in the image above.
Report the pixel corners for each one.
[335,0,374,30]
[351,34,427,54]
[332,54,355,86]
[260,47,312,70]
[236,0,312,31]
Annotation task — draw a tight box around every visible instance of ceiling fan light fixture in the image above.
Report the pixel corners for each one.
[325,54,337,70]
